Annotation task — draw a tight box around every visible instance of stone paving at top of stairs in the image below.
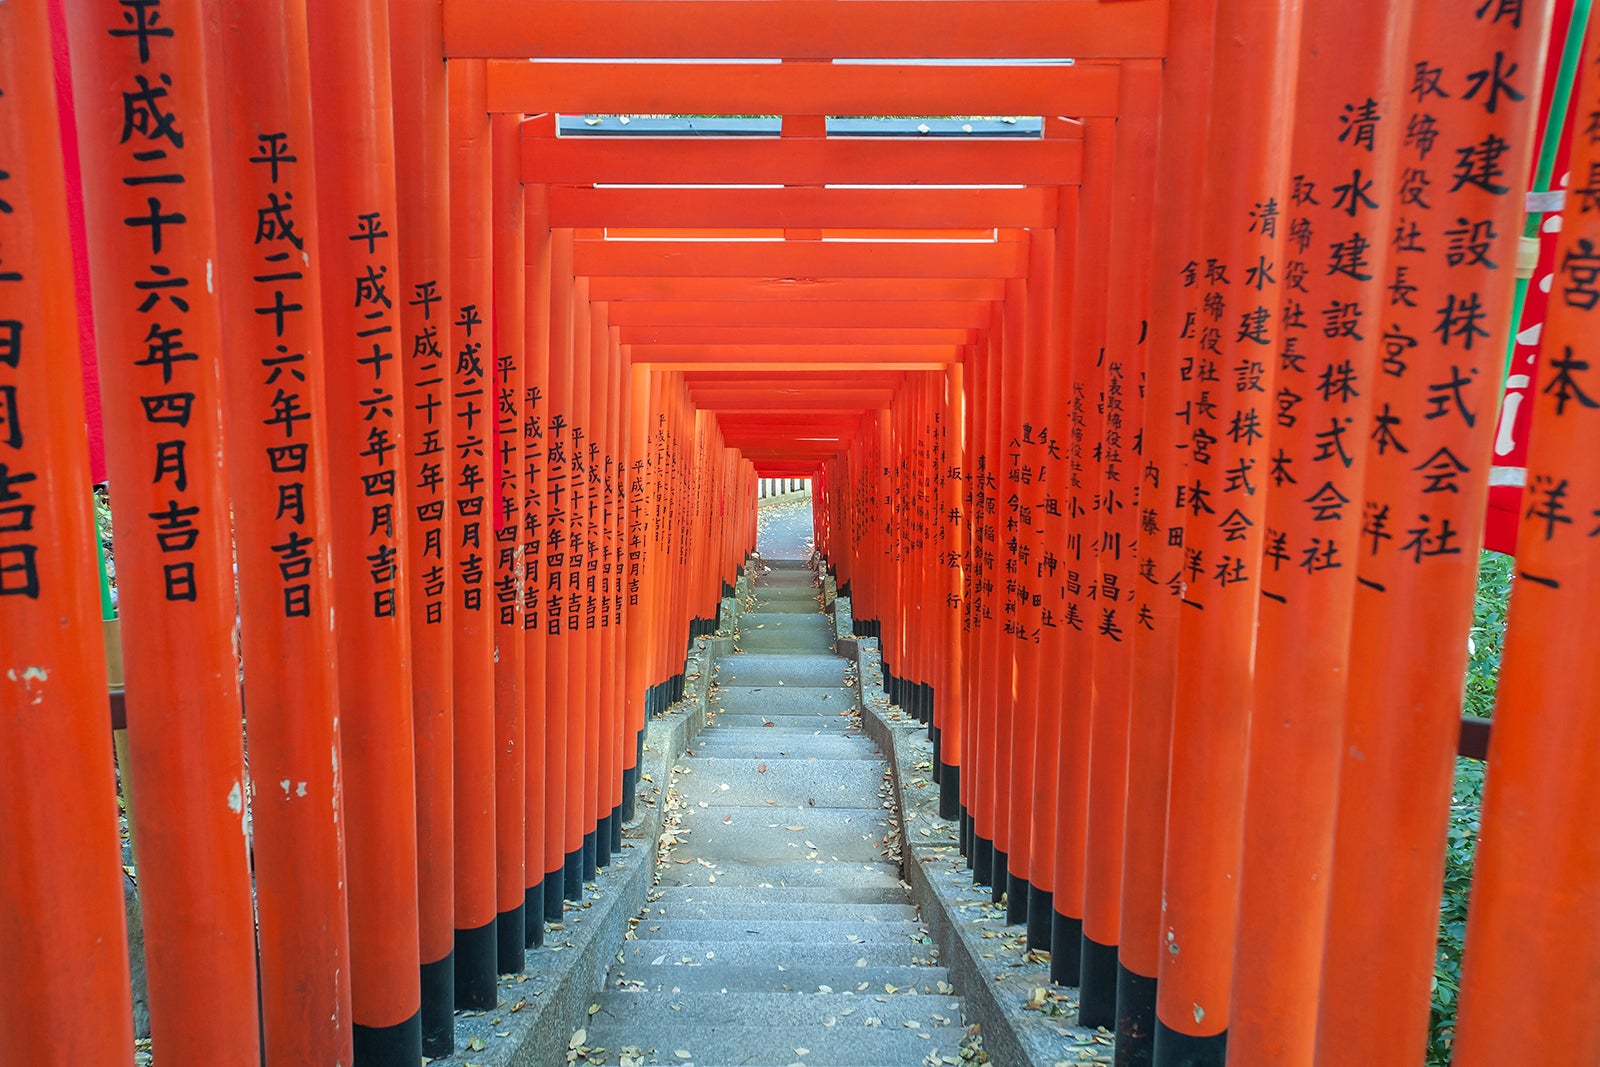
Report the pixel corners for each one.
[572,559,971,1067]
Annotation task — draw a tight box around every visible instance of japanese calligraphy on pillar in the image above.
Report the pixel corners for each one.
[1501,64,1600,587]
[105,1,216,607]
[345,210,403,618]
[523,381,545,626]
[455,302,488,615]
[242,131,325,618]
[495,334,523,631]
[1262,83,1396,604]
[1358,8,1542,589]
[0,67,36,600]
[409,280,450,624]
[547,406,567,634]
[568,418,586,632]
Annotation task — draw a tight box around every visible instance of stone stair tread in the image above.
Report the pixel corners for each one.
[635,900,920,922]
[685,738,877,761]
[707,717,862,734]
[716,655,849,688]
[618,939,937,970]
[674,759,886,808]
[630,919,927,944]
[591,990,961,1028]
[606,961,952,996]
[578,1023,962,1066]
[746,599,827,614]
[646,885,912,907]
[707,689,857,715]
[667,806,893,865]
[654,859,904,890]
[738,611,833,624]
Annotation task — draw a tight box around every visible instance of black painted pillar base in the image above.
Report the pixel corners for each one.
[596,814,614,869]
[991,846,1008,904]
[611,802,624,851]
[1026,886,1053,950]
[930,723,942,783]
[582,829,598,881]
[496,903,526,975]
[524,881,546,949]
[938,764,960,821]
[883,664,896,704]
[1005,870,1029,924]
[418,953,454,1059]
[1115,964,1158,1067]
[1152,1021,1226,1067]
[1079,934,1119,1028]
[544,869,566,921]
[621,765,640,823]
[1050,912,1083,987]
[354,1012,423,1066]
[563,848,583,901]
[973,834,994,886]
[960,806,973,862]
[454,919,498,1009]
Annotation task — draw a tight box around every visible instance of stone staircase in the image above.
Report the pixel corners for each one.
[576,560,970,1067]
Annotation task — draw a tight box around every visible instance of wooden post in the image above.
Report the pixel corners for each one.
[0,6,136,1059]
[387,0,456,1048]
[523,178,553,943]
[1226,2,1409,1061]
[208,1,354,1059]
[1117,2,1216,1059]
[1316,4,1553,1060]
[63,2,260,1059]
[1154,3,1302,1062]
[305,1,426,1057]
[1079,60,1160,1030]
[491,108,528,973]
[446,57,499,1008]
[1453,14,1600,1059]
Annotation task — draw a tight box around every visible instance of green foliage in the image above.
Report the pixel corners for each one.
[1426,549,1512,1065]
[1429,757,1485,1065]
[1461,550,1513,720]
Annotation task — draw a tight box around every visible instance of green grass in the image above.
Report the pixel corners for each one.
[1427,549,1512,1066]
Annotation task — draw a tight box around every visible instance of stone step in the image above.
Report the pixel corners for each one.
[618,938,937,971]
[579,1021,963,1066]
[666,807,893,865]
[736,615,835,652]
[747,596,826,614]
[750,570,818,589]
[645,885,912,908]
[676,757,887,809]
[653,858,904,890]
[630,919,928,944]
[635,900,920,923]
[707,688,855,716]
[589,991,962,1031]
[685,734,877,761]
[714,654,850,688]
[707,715,863,734]
[604,961,952,996]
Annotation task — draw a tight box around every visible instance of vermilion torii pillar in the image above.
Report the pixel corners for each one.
[0,7,135,1061]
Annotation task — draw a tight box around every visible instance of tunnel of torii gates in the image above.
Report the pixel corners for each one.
[8,0,1600,1066]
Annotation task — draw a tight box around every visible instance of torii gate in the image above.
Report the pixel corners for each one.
[2,3,1597,1067]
